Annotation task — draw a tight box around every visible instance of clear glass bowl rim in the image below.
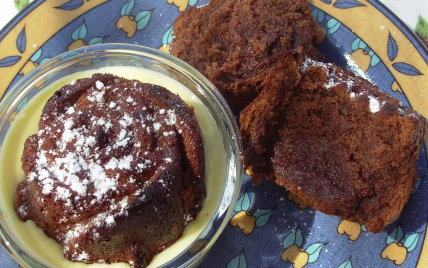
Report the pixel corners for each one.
[0,43,243,268]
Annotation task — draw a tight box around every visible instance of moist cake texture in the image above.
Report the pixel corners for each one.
[240,53,426,233]
[170,0,323,111]
[14,73,205,267]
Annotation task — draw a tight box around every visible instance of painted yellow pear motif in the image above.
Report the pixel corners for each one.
[117,0,152,38]
[245,167,253,176]
[20,48,45,75]
[189,226,214,255]
[158,43,171,53]
[167,0,189,12]
[68,39,87,51]
[33,78,48,89]
[311,9,341,45]
[348,49,372,73]
[348,38,380,73]
[167,0,198,12]
[391,80,404,93]
[230,211,256,235]
[188,239,207,255]
[230,191,273,235]
[282,227,326,268]
[76,60,95,67]
[7,97,27,125]
[287,192,308,209]
[337,220,362,241]
[381,242,407,265]
[281,244,309,268]
[20,61,38,76]
[159,26,174,53]
[7,112,18,125]
[67,22,103,51]
[316,26,326,45]
[116,15,137,38]
[68,22,88,51]
[381,224,421,265]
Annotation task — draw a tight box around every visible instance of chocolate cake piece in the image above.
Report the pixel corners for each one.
[170,0,323,112]
[240,53,426,233]
[14,73,205,267]
[240,53,303,182]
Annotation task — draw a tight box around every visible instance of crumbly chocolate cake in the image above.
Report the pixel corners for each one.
[240,53,426,233]
[170,0,323,111]
[14,73,205,267]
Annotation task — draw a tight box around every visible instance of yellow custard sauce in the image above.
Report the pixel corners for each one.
[0,66,226,267]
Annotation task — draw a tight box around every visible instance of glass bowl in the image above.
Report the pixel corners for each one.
[0,44,243,268]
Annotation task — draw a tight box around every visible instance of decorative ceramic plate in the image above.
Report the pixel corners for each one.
[1,0,427,267]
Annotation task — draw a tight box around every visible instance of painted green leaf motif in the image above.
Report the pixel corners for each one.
[17,26,26,53]
[14,0,30,11]
[404,233,421,252]
[234,191,251,212]
[392,62,423,76]
[135,10,152,31]
[351,39,359,50]
[189,0,198,6]
[121,0,134,16]
[333,0,365,9]
[387,224,403,244]
[295,227,303,247]
[415,15,428,38]
[337,258,352,268]
[368,51,380,67]
[253,208,273,227]
[311,8,325,23]
[361,225,367,232]
[17,97,28,111]
[307,242,326,263]
[326,18,341,34]
[40,57,52,64]
[72,22,87,41]
[351,38,366,51]
[54,0,84,10]
[412,177,422,194]
[0,56,21,67]
[162,26,174,45]
[387,32,398,61]
[30,48,42,62]
[88,37,104,45]
[282,232,295,249]
[283,227,303,249]
[227,252,247,268]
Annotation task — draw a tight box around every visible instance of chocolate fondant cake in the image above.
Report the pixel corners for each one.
[14,73,205,267]
[240,53,426,233]
[170,0,323,111]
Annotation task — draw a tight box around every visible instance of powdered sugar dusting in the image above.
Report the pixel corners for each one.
[300,56,390,115]
[153,122,161,131]
[344,53,373,83]
[17,74,201,265]
[368,95,380,113]
[300,57,341,90]
[29,78,184,206]
[165,109,177,125]
[95,81,104,90]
